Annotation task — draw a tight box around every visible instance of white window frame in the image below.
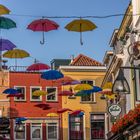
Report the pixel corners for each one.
[47,122,59,140]
[80,80,96,102]
[14,86,26,101]
[14,123,26,140]
[31,123,42,140]
[46,87,58,102]
[30,86,42,101]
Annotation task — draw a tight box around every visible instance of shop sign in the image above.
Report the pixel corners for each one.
[0,117,10,129]
[108,104,121,117]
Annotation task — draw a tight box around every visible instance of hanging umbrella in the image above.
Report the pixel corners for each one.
[57,108,72,114]
[0,17,16,29]
[0,39,16,51]
[62,80,80,85]
[3,88,19,94]
[3,49,30,67]
[32,90,47,96]
[34,103,51,110]
[15,117,27,123]
[0,4,10,15]
[7,93,24,98]
[70,110,83,116]
[26,62,50,71]
[27,18,59,44]
[75,86,102,96]
[65,18,97,45]
[58,91,74,96]
[57,76,74,84]
[74,84,93,91]
[41,70,64,80]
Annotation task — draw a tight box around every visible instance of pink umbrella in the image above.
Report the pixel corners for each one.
[26,62,50,71]
[70,110,83,115]
[27,18,59,44]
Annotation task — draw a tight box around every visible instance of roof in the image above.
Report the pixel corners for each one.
[70,54,104,66]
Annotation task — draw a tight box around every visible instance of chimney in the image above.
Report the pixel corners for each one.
[70,55,74,63]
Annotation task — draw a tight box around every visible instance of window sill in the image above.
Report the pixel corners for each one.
[46,101,59,103]
[30,100,42,102]
[80,101,96,104]
[14,100,26,102]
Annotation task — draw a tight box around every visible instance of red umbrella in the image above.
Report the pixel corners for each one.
[57,108,72,114]
[26,62,50,71]
[58,91,74,96]
[27,18,59,44]
[70,110,83,115]
[7,93,24,98]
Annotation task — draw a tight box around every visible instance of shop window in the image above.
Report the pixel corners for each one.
[69,114,84,140]
[14,86,26,101]
[47,123,58,140]
[30,86,42,101]
[46,87,57,101]
[80,80,95,102]
[15,124,26,140]
[91,114,105,139]
[31,123,42,140]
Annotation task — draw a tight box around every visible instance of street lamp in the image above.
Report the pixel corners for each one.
[112,69,130,94]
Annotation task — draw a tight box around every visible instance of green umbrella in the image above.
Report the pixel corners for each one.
[0,16,16,29]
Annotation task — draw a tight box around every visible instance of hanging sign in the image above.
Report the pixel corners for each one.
[108,104,121,116]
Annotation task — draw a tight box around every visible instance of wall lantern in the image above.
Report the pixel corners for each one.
[112,69,130,94]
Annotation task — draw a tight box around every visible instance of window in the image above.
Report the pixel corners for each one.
[80,80,95,102]
[15,124,26,140]
[14,86,26,101]
[91,114,105,139]
[31,123,42,140]
[30,86,42,101]
[47,123,58,140]
[69,114,84,140]
[46,87,57,101]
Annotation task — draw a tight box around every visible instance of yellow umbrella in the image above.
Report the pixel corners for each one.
[3,49,30,67]
[0,4,10,15]
[74,84,93,91]
[33,90,47,96]
[102,82,112,91]
[65,18,97,45]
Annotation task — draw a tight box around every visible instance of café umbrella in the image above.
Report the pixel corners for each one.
[74,84,93,91]
[65,18,97,45]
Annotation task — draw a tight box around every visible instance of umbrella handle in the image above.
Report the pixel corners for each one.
[40,31,45,45]
[80,32,83,45]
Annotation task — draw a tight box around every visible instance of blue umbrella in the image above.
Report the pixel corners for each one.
[75,86,102,96]
[3,88,18,94]
[78,112,84,117]
[41,70,64,80]
[15,117,27,123]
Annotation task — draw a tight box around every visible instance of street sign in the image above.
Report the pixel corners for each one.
[0,128,10,134]
[108,104,122,117]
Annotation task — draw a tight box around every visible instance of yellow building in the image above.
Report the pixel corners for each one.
[59,54,107,140]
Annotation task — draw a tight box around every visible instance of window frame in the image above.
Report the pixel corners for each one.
[31,123,42,140]
[14,86,26,101]
[30,86,42,101]
[90,113,105,140]
[47,122,59,140]
[46,87,58,102]
[14,123,26,140]
[80,80,96,102]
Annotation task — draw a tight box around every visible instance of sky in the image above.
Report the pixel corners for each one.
[0,0,130,67]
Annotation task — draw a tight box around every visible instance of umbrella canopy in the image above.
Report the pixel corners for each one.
[26,62,50,71]
[3,88,18,94]
[7,93,24,98]
[3,49,30,67]
[27,18,59,44]
[57,108,72,114]
[0,4,10,15]
[34,103,51,110]
[41,70,64,80]
[62,80,81,85]
[75,86,102,96]
[15,117,27,123]
[70,110,83,116]
[0,17,16,29]
[58,91,74,96]
[74,84,93,91]
[57,76,74,83]
[32,90,47,96]
[0,39,16,51]
[65,18,97,45]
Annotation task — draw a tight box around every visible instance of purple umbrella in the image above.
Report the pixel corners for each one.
[0,39,16,51]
